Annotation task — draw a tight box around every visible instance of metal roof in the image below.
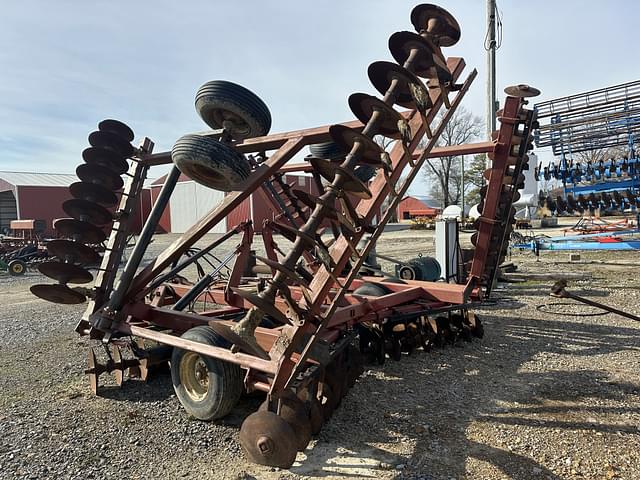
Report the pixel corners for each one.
[0,171,78,187]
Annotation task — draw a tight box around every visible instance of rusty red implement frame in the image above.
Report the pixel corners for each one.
[31,2,538,469]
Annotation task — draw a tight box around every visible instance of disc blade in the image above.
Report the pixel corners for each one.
[53,218,107,244]
[98,119,135,142]
[82,146,129,175]
[62,198,112,226]
[239,411,298,468]
[46,239,101,265]
[388,31,437,78]
[88,130,134,158]
[348,93,403,139]
[410,4,461,47]
[368,61,423,109]
[308,157,372,199]
[69,181,118,207]
[504,84,541,98]
[30,284,87,304]
[76,163,124,191]
[38,261,93,284]
[329,124,384,166]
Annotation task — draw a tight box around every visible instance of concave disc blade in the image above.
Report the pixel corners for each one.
[38,261,93,284]
[53,218,107,244]
[30,284,86,304]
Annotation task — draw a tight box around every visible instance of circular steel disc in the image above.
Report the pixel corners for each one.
[329,124,383,166]
[82,146,129,175]
[69,181,118,207]
[388,31,437,78]
[504,84,541,98]
[291,189,340,222]
[38,261,93,284]
[259,391,312,451]
[63,198,112,225]
[88,130,134,158]
[308,157,372,199]
[239,411,298,468]
[368,61,423,109]
[98,119,135,142]
[30,284,87,304]
[47,239,101,265]
[76,163,124,191]
[308,397,323,435]
[410,4,461,47]
[348,93,402,139]
[53,218,107,244]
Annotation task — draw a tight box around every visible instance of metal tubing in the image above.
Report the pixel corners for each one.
[148,225,244,291]
[552,281,640,322]
[108,165,181,310]
[125,137,305,298]
[172,251,237,311]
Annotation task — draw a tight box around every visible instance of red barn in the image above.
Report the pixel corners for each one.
[0,171,77,235]
[0,171,149,236]
[397,195,440,220]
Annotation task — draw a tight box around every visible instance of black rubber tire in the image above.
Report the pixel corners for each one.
[171,326,243,421]
[354,165,377,183]
[195,80,271,140]
[353,282,392,297]
[8,259,27,276]
[309,141,346,160]
[172,134,250,191]
[381,276,407,284]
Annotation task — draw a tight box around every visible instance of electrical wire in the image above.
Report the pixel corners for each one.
[536,301,608,317]
[484,2,504,51]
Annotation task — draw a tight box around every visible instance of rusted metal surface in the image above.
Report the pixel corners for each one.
[551,280,640,322]
[28,3,538,470]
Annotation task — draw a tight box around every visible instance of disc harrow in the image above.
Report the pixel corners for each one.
[31,119,136,305]
[29,3,538,469]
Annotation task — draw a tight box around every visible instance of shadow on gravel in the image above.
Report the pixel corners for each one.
[98,372,266,426]
[407,315,639,479]
[498,284,611,299]
[295,313,639,479]
[99,372,175,402]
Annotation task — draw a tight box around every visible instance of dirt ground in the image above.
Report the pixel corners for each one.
[1,223,639,480]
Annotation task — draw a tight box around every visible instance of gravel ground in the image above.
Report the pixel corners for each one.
[1,225,639,480]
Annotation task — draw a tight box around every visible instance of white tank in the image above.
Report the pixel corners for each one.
[441,205,462,219]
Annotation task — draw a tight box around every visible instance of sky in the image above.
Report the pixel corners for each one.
[1,0,639,196]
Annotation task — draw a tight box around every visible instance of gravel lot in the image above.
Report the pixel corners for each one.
[1,226,639,480]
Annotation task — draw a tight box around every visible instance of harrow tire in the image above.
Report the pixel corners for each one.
[353,282,392,297]
[171,326,243,421]
[171,134,250,191]
[195,80,271,140]
[309,141,347,161]
[8,259,27,276]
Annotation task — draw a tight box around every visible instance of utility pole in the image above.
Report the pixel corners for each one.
[486,0,497,143]
[460,155,465,220]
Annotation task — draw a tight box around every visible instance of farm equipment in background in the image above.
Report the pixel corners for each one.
[0,220,49,275]
[29,3,538,468]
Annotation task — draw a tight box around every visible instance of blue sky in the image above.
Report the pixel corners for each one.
[1,1,638,195]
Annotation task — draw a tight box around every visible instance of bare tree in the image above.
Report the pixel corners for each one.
[464,153,487,206]
[421,106,483,207]
[572,145,628,164]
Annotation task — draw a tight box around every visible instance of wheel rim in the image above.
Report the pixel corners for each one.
[190,163,225,184]
[211,109,251,137]
[11,263,24,274]
[180,352,209,402]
